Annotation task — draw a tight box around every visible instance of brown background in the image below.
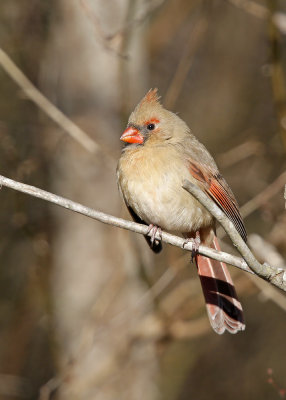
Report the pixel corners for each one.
[0,0,286,399]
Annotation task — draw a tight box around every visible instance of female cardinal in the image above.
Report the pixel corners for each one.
[117,89,247,334]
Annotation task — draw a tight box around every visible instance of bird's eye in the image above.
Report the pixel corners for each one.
[147,123,155,131]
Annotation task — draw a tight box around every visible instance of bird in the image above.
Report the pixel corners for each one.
[117,88,247,334]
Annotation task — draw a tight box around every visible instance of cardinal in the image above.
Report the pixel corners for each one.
[117,89,247,334]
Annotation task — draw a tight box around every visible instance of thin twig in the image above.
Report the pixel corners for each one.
[217,170,286,238]
[0,174,251,273]
[240,170,286,218]
[248,233,286,312]
[0,48,112,158]
[183,180,286,291]
[217,139,264,169]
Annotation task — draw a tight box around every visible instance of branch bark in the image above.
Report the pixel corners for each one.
[0,174,251,273]
[0,174,285,291]
[182,180,286,291]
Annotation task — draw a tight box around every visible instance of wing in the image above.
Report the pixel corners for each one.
[189,161,247,242]
[127,205,162,253]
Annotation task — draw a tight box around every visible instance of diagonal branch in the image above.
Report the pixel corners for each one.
[182,180,286,292]
[1,174,285,291]
[0,48,114,161]
[0,174,251,274]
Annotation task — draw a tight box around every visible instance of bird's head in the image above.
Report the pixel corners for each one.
[120,89,189,147]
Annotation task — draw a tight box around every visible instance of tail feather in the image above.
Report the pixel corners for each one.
[196,236,245,334]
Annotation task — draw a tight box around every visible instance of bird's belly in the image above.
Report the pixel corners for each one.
[136,191,206,232]
[120,169,212,233]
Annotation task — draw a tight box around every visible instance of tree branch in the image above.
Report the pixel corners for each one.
[80,0,166,59]
[1,174,286,291]
[0,48,114,161]
[0,174,252,274]
[182,180,286,292]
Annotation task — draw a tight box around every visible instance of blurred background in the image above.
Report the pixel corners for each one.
[0,0,286,399]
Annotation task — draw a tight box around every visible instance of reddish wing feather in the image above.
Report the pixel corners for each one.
[189,162,247,242]
[189,162,209,183]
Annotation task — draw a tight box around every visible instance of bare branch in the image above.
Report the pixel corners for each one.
[248,234,286,312]
[216,170,286,239]
[1,173,286,291]
[240,170,286,218]
[249,234,286,270]
[80,0,166,58]
[217,139,264,169]
[0,48,114,159]
[0,174,251,274]
[182,180,286,292]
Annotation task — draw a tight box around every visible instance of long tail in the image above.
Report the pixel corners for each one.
[195,236,245,334]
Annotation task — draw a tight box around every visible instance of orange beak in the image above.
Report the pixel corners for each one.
[120,126,144,144]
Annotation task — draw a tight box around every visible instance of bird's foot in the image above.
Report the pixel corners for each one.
[147,224,162,247]
[182,231,201,262]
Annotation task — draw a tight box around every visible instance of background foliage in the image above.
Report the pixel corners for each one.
[0,0,286,399]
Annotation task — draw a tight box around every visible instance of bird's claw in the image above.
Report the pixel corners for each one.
[182,231,201,263]
[147,224,162,247]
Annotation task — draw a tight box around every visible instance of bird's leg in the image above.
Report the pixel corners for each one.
[147,224,162,247]
[192,230,201,261]
[182,231,201,262]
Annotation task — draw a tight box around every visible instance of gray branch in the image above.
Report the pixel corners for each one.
[1,174,285,291]
[183,180,286,292]
[0,174,253,274]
